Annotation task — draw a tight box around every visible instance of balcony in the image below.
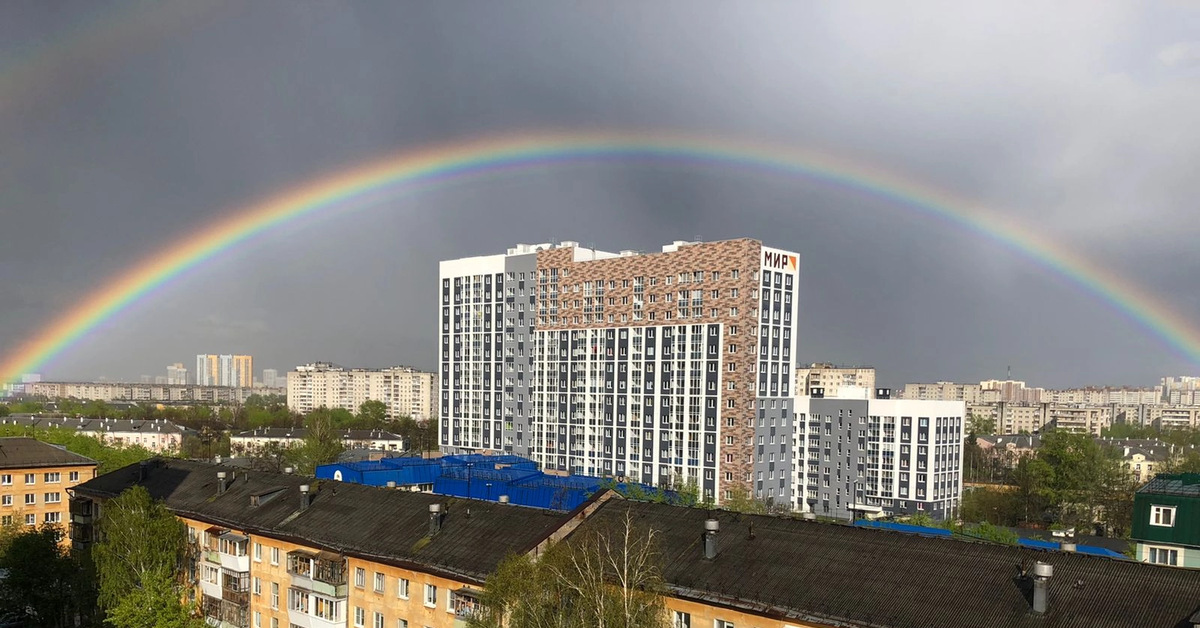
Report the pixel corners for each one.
[287,550,348,599]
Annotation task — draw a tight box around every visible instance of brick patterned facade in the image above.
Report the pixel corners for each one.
[536,239,763,499]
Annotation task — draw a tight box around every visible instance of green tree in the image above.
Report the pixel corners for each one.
[0,525,95,627]
[471,508,668,628]
[722,486,767,515]
[357,400,388,427]
[0,404,9,417]
[906,511,935,527]
[958,521,1020,545]
[287,410,345,474]
[92,486,192,614]
[968,413,996,436]
[103,572,204,628]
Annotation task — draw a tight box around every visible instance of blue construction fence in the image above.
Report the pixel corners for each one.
[854,520,1128,559]
[316,454,668,511]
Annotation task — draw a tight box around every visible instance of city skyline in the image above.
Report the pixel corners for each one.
[3,3,1200,389]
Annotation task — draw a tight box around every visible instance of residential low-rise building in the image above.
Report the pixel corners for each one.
[975,434,1042,467]
[0,415,189,453]
[1131,473,1200,568]
[0,437,97,538]
[230,427,406,455]
[69,458,1200,628]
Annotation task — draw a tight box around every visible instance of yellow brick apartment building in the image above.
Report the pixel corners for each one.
[0,437,97,535]
[70,458,1200,628]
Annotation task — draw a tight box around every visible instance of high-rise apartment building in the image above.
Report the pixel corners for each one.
[439,239,800,503]
[796,363,876,399]
[166,363,188,385]
[261,368,281,389]
[286,363,438,421]
[794,392,965,520]
[195,354,253,387]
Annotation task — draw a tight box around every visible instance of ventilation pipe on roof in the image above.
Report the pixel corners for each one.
[802,512,817,521]
[498,495,510,504]
[138,461,148,483]
[1032,562,1053,614]
[703,519,719,560]
[429,503,443,536]
[217,472,228,495]
[386,481,397,489]
[1060,542,1076,553]
[299,485,311,511]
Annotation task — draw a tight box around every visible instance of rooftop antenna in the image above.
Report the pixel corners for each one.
[1007,365,1012,380]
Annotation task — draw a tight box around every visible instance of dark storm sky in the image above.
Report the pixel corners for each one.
[1,1,1198,388]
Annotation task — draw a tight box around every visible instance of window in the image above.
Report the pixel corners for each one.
[24,514,35,526]
[374,612,384,628]
[1,495,9,506]
[253,577,261,595]
[254,542,262,561]
[271,620,277,628]
[715,620,735,628]
[424,583,438,607]
[44,492,61,504]
[397,621,408,628]
[69,471,80,482]
[397,578,410,599]
[24,494,35,505]
[673,611,691,627]
[44,472,60,483]
[24,474,35,485]
[44,512,61,524]
[254,612,261,628]
[271,547,280,565]
[355,567,366,588]
[0,516,9,525]
[374,572,385,593]
[271,582,279,610]
[354,607,365,628]
[0,475,9,485]
[1151,505,1176,527]
[1149,546,1179,566]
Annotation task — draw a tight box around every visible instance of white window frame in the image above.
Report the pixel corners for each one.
[397,578,410,599]
[672,611,691,628]
[354,607,365,628]
[424,583,438,608]
[1151,505,1176,527]
[1148,545,1180,566]
[374,572,385,593]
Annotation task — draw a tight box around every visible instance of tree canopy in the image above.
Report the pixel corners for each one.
[92,486,193,616]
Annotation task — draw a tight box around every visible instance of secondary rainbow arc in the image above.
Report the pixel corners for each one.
[1,130,1196,384]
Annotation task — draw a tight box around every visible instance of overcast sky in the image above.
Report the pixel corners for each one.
[1,1,1198,389]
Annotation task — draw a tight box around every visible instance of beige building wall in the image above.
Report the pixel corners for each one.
[288,364,438,421]
[1,463,97,542]
[796,363,875,398]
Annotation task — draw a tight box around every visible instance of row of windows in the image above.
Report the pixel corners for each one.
[0,512,60,525]
[0,471,79,485]
[0,492,61,506]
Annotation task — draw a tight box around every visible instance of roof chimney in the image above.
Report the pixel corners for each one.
[703,519,719,560]
[299,485,311,511]
[386,481,397,489]
[216,471,228,495]
[138,461,148,482]
[429,503,443,536]
[1032,561,1053,614]
[498,495,510,504]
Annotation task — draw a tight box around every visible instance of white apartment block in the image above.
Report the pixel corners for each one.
[793,394,965,521]
[1048,405,1112,436]
[796,363,876,399]
[902,382,985,404]
[0,416,188,453]
[27,381,275,404]
[285,363,438,421]
[230,427,406,455]
[440,239,800,503]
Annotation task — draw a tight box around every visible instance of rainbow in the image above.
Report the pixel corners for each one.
[2,130,1197,383]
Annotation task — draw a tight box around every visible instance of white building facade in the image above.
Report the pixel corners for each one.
[793,394,965,521]
[285,363,437,421]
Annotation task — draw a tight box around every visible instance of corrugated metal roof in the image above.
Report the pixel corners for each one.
[576,501,1200,628]
[73,458,572,583]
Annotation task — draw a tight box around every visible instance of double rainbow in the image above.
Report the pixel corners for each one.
[2,130,1196,383]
